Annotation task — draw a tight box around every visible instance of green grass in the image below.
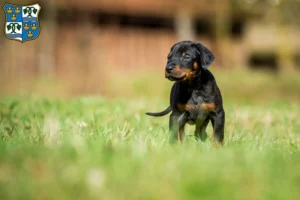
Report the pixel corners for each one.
[1,70,300,200]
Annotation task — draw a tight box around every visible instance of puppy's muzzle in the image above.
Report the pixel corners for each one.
[166,64,175,73]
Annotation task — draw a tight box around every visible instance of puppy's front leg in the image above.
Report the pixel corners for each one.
[194,118,210,142]
[169,112,188,143]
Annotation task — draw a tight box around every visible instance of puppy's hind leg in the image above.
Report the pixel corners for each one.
[211,111,225,144]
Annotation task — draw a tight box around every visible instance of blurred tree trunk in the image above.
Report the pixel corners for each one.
[215,0,232,67]
[77,12,92,94]
[38,0,57,78]
[275,4,294,73]
[175,10,195,41]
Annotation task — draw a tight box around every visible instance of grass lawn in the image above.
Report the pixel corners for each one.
[0,69,300,200]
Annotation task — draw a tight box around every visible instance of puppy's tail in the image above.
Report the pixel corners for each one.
[146,106,172,117]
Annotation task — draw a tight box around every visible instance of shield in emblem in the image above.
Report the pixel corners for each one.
[3,3,41,42]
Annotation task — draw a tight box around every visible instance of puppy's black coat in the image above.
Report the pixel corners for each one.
[146,41,225,144]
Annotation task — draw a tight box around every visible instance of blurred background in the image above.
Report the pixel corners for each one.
[1,0,300,97]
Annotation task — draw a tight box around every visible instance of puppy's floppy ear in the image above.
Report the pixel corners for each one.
[194,43,215,69]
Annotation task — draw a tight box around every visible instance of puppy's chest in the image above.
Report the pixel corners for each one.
[177,92,215,121]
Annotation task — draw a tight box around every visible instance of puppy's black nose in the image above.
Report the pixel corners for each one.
[166,65,174,73]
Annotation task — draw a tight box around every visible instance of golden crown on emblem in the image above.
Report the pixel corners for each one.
[24,24,30,30]
[15,7,20,14]
[31,24,37,30]
[11,14,17,21]
[7,7,12,13]
[27,31,33,38]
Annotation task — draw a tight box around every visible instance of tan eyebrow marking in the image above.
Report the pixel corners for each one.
[193,62,198,70]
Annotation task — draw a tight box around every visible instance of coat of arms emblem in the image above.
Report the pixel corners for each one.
[3,3,41,42]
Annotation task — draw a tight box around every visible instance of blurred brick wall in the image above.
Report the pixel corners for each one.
[1,0,299,96]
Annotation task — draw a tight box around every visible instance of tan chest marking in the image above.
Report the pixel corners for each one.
[177,103,216,112]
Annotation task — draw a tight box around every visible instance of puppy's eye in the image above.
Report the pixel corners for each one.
[182,55,191,61]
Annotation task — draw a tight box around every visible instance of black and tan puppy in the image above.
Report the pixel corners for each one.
[146,41,225,144]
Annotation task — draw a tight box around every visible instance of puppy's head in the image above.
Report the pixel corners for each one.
[165,41,214,82]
